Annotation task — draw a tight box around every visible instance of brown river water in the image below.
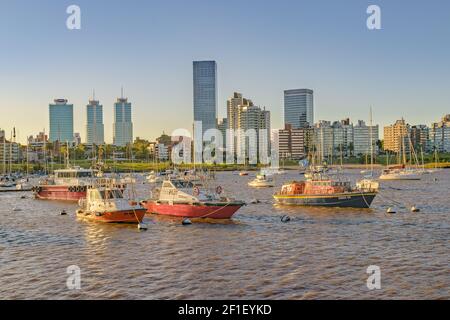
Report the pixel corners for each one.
[0,170,448,299]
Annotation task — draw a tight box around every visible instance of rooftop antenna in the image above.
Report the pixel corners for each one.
[93,88,96,101]
[121,86,124,99]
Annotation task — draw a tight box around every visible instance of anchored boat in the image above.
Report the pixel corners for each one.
[248,173,274,188]
[274,172,378,208]
[142,179,245,219]
[33,167,125,201]
[76,185,145,223]
[379,165,421,181]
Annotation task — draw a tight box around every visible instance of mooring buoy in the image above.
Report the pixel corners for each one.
[60,209,67,216]
[281,215,291,223]
[182,218,192,225]
[411,206,420,213]
[138,223,148,230]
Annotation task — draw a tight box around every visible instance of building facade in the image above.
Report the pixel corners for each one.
[277,124,306,160]
[193,61,217,137]
[226,92,254,154]
[86,99,104,145]
[113,97,133,147]
[353,120,379,156]
[384,119,410,153]
[237,105,271,163]
[0,129,20,167]
[284,89,314,129]
[49,99,74,142]
[430,115,450,153]
[410,125,430,153]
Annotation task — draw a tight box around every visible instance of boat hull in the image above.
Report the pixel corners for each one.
[142,201,244,219]
[379,174,421,181]
[274,192,377,208]
[76,209,146,223]
[34,185,86,201]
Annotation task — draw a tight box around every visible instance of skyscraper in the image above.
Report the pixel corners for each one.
[113,91,133,147]
[86,97,104,145]
[193,61,217,137]
[284,89,314,128]
[49,99,74,142]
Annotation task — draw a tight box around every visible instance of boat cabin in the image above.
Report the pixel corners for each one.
[280,179,352,195]
[53,167,97,185]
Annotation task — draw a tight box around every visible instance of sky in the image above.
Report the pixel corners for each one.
[0,0,449,143]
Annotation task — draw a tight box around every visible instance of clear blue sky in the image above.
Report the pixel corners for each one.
[1,0,449,143]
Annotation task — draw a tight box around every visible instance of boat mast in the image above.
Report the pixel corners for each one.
[369,107,374,175]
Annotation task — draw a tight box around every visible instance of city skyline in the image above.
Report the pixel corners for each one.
[1,0,450,143]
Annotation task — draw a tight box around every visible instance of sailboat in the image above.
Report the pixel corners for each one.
[379,126,421,181]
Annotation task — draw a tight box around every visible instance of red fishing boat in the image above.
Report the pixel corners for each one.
[33,167,125,201]
[76,185,145,223]
[141,179,245,219]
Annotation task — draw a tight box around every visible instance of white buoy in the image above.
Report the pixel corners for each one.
[138,223,148,230]
[182,218,192,225]
[250,199,260,204]
[411,206,420,213]
[386,207,396,214]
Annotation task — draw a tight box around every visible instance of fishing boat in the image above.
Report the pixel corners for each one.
[33,166,125,201]
[248,173,274,188]
[76,185,145,223]
[141,179,245,219]
[274,171,378,208]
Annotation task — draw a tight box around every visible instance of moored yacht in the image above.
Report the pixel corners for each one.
[142,179,245,219]
[76,185,145,223]
[248,173,274,188]
[33,166,125,201]
[379,165,421,180]
[274,171,378,208]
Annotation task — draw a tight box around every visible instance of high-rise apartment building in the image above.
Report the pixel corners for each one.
[430,115,450,152]
[384,119,410,153]
[277,124,306,160]
[237,105,271,163]
[353,120,379,156]
[226,92,254,154]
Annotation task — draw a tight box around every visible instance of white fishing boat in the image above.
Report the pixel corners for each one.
[77,184,145,224]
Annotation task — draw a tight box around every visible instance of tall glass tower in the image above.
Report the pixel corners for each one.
[284,89,314,129]
[113,92,133,147]
[86,98,104,145]
[49,99,74,142]
[193,61,217,136]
